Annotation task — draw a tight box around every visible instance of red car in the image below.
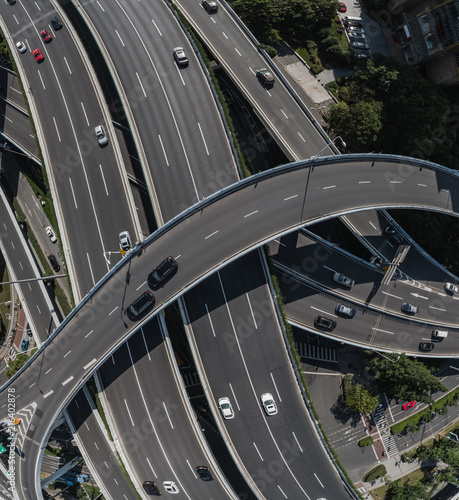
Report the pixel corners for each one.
[40,29,52,43]
[33,48,44,62]
[402,401,417,410]
[338,2,347,12]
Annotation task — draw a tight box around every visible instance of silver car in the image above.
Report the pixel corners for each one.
[261,393,278,415]
[218,397,234,419]
[95,125,108,146]
[119,231,132,252]
[333,272,355,288]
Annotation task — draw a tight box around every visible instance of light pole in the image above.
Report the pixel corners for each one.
[310,135,346,161]
[310,106,328,120]
[2,143,32,159]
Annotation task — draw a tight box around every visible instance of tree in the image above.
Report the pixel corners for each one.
[366,353,447,403]
[5,353,28,379]
[344,381,379,414]
[433,467,459,486]
[429,438,459,468]
[385,479,428,500]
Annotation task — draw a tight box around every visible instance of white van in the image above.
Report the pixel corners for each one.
[432,330,448,339]
[344,16,362,22]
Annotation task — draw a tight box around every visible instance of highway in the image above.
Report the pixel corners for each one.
[2,155,459,498]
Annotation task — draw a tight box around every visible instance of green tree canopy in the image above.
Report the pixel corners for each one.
[344,381,379,414]
[430,438,459,468]
[385,479,428,500]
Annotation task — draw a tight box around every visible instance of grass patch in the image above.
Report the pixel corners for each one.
[114,451,142,500]
[370,466,435,499]
[0,261,10,342]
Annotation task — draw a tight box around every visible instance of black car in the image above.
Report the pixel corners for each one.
[196,466,213,481]
[314,315,337,331]
[149,256,178,288]
[202,0,218,12]
[7,0,16,5]
[50,17,62,30]
[143,481,161,495]
[48,254,60,272]
[127,291,155,320]
[256,68,274,87]
[385,226,403,244]
[419,342,434,352]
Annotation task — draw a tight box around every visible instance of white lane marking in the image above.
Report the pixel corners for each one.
[298,132,306,142]
[43,390,54,398]
[369,221,377,230]
[253,442,264,461]
[274,240,286,248]
[136,280,147,291]
[99,164,109,196]
[69,178,78,209]
[271,372,282,402]
[418,183,427,187]
[382,291,403,300]
[64,56,72,74]
[75,401,80,409]
[34,1,41,11]
[246,293,257,329]
[19,261,23,270]
[84,422,90,431]
[111,355,115,365]
[158,135,169,166]
[151,19,162,36]
[410,293,428,300]
[198,123,209,155]
[29,383,35,389]
[277,485,287,498]
[310,306,336,317]
[63,351,71,358]
[438,293,447,297]
[136,72,147,97]
[1,114,12,123]
[244,210,258,218]
[94,442,99,450]
[36,304,41,314]
[86,253,96,285]
[115,29,125,46]
[85,330,93,339]
[81,102,90,126]
[205,230,219,240]
[235,48,242,56]
[292,431,303,452]
[146,457,157,477]
[53,116,61,142]
[281,109,288,119]
[163,402,174,429]
[314,473,324,488]
[323,185,336,190]
[222,32,228,39]
[108,307,119,316]
[38,70,45,89]
[359,181,371,184]
[186,460,196,477]
[45,368,52,374]
[124,399,135,426]
[10,242,15,250]
[229,383,240,411]
[62,376,74,386]
[441,189,449,193]
[372,327,394,335]
[429,305,446,311]
[205,303,216,337]
[391,181,402,184]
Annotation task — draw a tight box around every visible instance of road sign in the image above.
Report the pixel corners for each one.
[449,432,459,442]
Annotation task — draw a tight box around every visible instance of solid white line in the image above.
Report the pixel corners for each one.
[94,442,99,451]
[124,399,135,426]
[83,358,97,370]
[359,181,371,184]
[43,390,54,398]
[382,291,403,300]
[53,116,61,142]
[310,306,336,317]
[222,32,228,39]
[197,122,209,155]
[253,442,264,461]
[314,473,324,488]
[369,221,377,230]
[151,19,162,35]
[115,29,125,46]
[38,70,45,90]
[36,304,41,314]
[229,383,240,411]
[281,109,288,119]
[372,327,394,335]
[270,372,282,402]
[186,460,195,476]
[298,132,305,142]
[244,210,258,218]
[418,183,427,187]
[284,194,298,201]
[29,383,35,389]
[99,164,109,196]
[205,230,219,240]
[429,305,446,311]
[277,485,287,498]
[136,72,147,97]
[146,457,157,477]
[1,114,12,123]
[96,0,105,11]
[86,253,96,285]
[140,328,151,361]
[85,330,93,339]
[235,48,242,56]
[246,293,257,329]
[69,178,78,209]
[108,307,118,316]
[64,56,72,74]
[158,135,169,166]
[63,351,71,358]
[62,376,74,386]
[292,431,303,452]
[163,402,174,429]
[322,185,336,190]
[45,368,52,374]
[205,303,216,337]
[390,181,401,184]
[136,280,147,291]
[80,102,90,127]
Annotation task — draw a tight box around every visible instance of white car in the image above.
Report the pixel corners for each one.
[333,272,355,288]
[119,231,132,252]
[173,47,188,66]
[95,125,108,146]
[46,226,57,243]
[163,481,179,494]
[261,393,277,416]
[218,397,234,419]
[445,282,458,294]
[16,41,26,53]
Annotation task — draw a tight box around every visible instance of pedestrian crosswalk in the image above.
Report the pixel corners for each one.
[373,400,399,458]
[296,341,338,363]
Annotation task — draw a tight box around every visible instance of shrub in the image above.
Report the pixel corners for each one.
[364,464,387,482]
[259,43,278,58]
[359,436,374,447]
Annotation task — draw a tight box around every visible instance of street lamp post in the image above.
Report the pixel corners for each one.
[310,135,347,161]
[2,143,32,159]
[310,106,328,120]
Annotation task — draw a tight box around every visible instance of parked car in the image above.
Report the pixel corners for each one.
[445,282,458,294]
[50,17,62,30]
[218,397,234,419]
[163,481,179,494]
[46,226,57,243]
[40,29,52,43]
[336,304,356,317]
[21,338,28,352]
[142,481,161,495]
[337,2,347,12]
[48,254,60,272]
[349,32,366,40]
[149,256,178,288]
[344,19,362,28]
[119,231,132,252]
[196,466,213,481]
[333,272,355,288]
[260,393,278,415]
[173,47,188,66]
[402,401,417,410]
[401,303,419,314]
[16,41,26,53]
[33,48,44,63]
[346,26,365,34]
[419,342,434,352]
[350,41,370,51]
[202,0,218,12]
[127,291,155,320]
[95,125,108,146]
[314,315,337,331]
[256,68,274,87]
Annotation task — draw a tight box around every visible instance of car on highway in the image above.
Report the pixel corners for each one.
[333,272,355,288]
[21,338,28,352]
[48,254,60,272]
[50,17,62,30]
[350,41,370,51]
[218,397,234,419]
[261,393,278,415]
[385,225,403,244]
[33,48,44,63]
[337,2,346,12]
[127,291,155,320]
[419,342,434,352]
[16,41,26,54]
[173,47,188,66]
[445,282,458,294]
[163,481,179,494]
[149,256,178,288]
[119,231,132,252]
[40,29,52,43]
[202,0,218,12]
[314,315,337,331]
[7,0,16,5]
[256,68,274,87]
[142,481,161,495]
[402,401,417,410]
[401,303,419,314]
[196,466,213,480]
[336,304,356,317]
[95,125,108,146]
[46,226,57,243]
